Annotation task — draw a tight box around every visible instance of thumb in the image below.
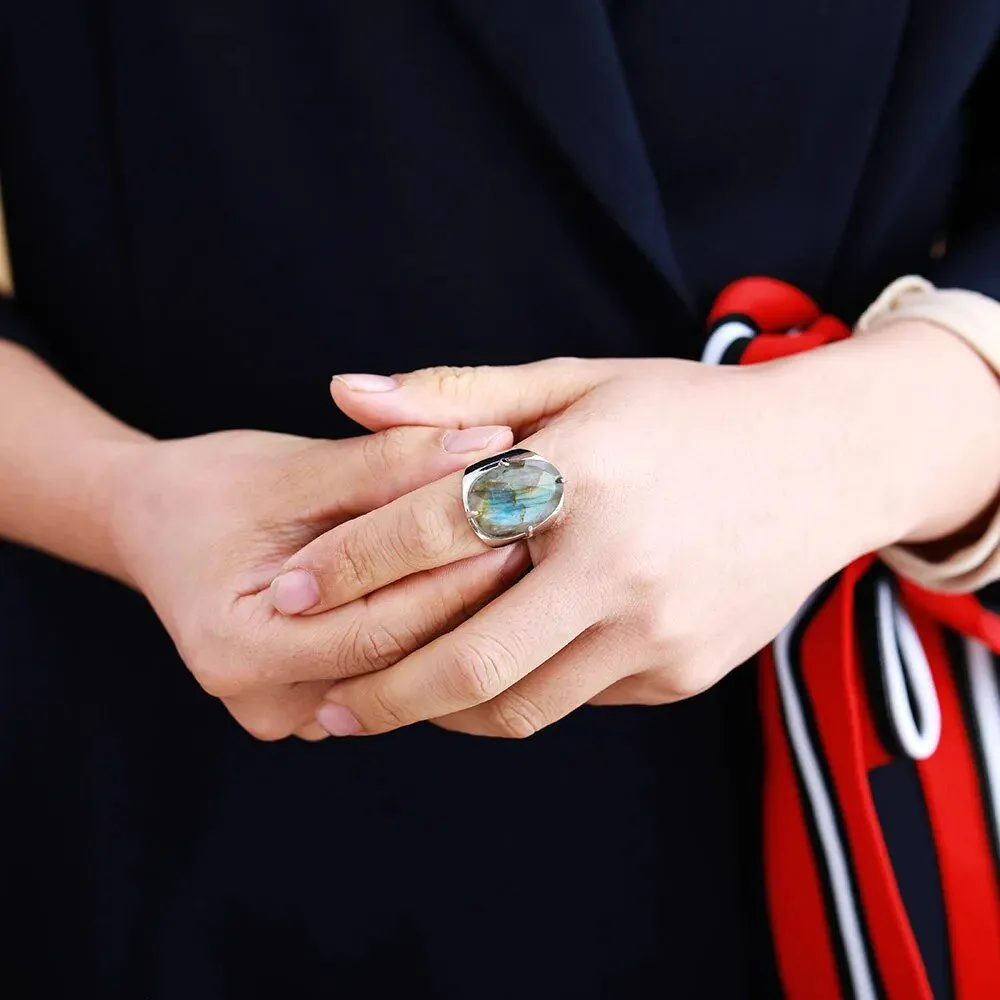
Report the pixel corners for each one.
[329,357,608,433]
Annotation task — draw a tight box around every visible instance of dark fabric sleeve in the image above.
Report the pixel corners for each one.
[0,295,49,360]
[931,41,1000,298]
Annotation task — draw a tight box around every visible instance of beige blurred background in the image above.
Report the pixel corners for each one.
[0,190,11,295]
[0,189,13,295]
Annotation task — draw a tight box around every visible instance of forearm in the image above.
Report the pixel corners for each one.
[0,338,151,583]
[763,321,1000,566]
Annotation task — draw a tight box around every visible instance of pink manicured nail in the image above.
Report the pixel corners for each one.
[270,569,320,615]
[332,373,399,392]
[441,425,509,453]
[317,702,363,736]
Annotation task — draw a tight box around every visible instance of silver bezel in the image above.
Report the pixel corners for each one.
[461,448,565,547]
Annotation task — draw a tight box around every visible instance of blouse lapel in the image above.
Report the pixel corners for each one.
[446,0,693,311]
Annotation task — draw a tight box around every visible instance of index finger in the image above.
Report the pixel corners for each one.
[271,469,489,614]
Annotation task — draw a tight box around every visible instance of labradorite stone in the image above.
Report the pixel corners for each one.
[467,457,563,539]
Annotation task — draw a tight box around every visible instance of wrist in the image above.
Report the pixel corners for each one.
[759,320,1000,561]
[79,431,157,587]
[0,340,162,584]
[727,360,892,579]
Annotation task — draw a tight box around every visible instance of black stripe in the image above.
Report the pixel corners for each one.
[977,582,1000,616]
[947,630,1000,883]
[780,577,888,1000]
[855,568,906,759]
[720,336,753,366]
[868,761,953,1000]
[854,570,953,998]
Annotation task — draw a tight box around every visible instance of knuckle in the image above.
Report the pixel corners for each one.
[658,661,712,701]
[488,690,546,739]
[362,425,410,476]
[230,705,297,742]
[430,578,475,629]
[636,606,681,654]
[449,633,518,702]
[369,685,410,730]
[618,575,690,654]
[614,547,663,603]
[613,673,677,706]
[640,588,711,657]
[414,365,483,398]
[628,649,713,703]
[345,613,412,674]
[192,660,237,698]
[243,719,296,742]
[182,629,245,698]
[401,493,458,566]
[180,605,275,698]
[332,531,378,594]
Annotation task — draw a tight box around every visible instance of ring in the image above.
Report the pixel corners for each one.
[462,448,565,546]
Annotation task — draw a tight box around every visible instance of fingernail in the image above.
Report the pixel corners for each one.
[317,702,363,736]
[332,373,399,392]
[441,425,510,453]
[270,569,320,615]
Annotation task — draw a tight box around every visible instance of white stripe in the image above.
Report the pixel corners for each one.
[700,320,754,365]
[875,579,941,760]
[774,590,879,1000]
[965,637,1000,853]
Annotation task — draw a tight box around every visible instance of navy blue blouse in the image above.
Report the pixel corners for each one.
[0,3,997,997]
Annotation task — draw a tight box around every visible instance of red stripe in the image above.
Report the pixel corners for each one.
[851,583,894,773]
[899,582,1000,654]
[799,567,932,999]
[909,607,1000,999]
[760,643,845,999]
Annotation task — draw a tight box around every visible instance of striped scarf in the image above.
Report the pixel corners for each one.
[703,279,1000,999]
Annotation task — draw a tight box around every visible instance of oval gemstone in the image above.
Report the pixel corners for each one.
[466,456,564,539]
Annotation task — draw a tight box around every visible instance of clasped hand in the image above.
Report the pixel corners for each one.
[267,355,889,738]
[110,422,525,740]
[97,323,1000,741]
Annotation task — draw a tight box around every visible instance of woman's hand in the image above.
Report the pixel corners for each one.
[274,323,1000,738]
[107,423,526,740]
[281,357,862,737]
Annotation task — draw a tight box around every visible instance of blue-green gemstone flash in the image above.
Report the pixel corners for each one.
[467,457,563,539]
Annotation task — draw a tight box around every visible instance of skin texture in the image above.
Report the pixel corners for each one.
[2,319,999,741]
[0,339,525,740]
[265,323,1000,738]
